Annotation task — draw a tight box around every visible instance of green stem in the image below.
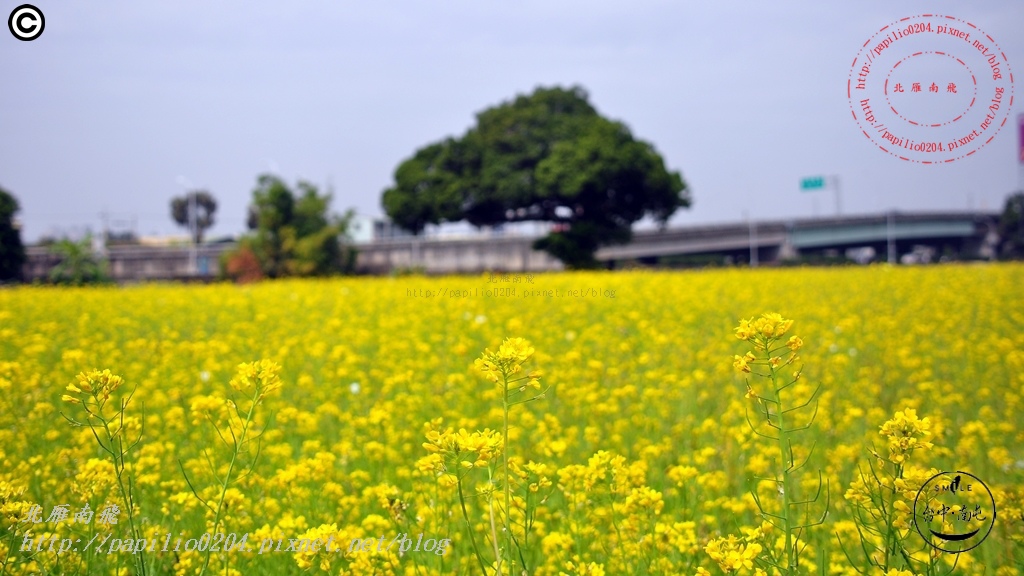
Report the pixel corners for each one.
[457,476,489,576]
[1,523,20,575]
[502,370,513,576]
[198,392,257,576]
[103,415,146,576]
[883,463,902,572]
[488,488,503,573]
[607,479,630,573]
[435,481,444,575]
[769,350,794,575]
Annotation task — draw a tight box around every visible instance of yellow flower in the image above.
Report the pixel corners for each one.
[560,561,606,575]
[229,359,283,400]
[735,313,795,344]
[421,424,504,481]
[879,408,934,464]
[705,534,763,572]
[733,352,755,373]
[475,337,535,382]
[734,318,756,340]
[763,313,792,336]
[64,369,125,408]
[498,336,534,362]
[473,357,501,383]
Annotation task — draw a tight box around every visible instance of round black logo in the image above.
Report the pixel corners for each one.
[913,470,996,553]
[8,4,44,41]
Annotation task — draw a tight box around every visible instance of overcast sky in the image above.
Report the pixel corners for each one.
[2,0,1023,242]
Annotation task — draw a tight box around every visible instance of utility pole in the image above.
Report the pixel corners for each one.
[190,190,197,274]
[99,210,109,245]
[887,211,896,264]
[744,211,758,267]
[96,210,110,260]
[832,175,842,216]
[177,176,198,276]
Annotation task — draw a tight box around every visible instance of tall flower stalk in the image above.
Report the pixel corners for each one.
[840,408,948,575]
[180,359,282,576]
[61,369,148,576]
[730,313,829,575]
[474,337,545,575]
[423,424,503,574]
[421,338,546,575]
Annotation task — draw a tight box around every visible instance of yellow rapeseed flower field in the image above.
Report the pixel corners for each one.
[0,264,1022,575]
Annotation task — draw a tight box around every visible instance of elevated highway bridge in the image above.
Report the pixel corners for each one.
[357,211,1000,273]
[22,211,1001,281]
[596,211,999,267]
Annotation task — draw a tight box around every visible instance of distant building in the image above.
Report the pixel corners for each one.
[136,234,192,246]
[347,214,376,244]
[374,219,416,241]
[22,211,1002,280]
[348,214,416,244]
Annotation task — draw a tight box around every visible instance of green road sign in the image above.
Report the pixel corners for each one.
[800,176,825,191]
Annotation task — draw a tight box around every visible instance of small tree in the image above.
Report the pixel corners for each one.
[48,236,109,285]
[170,191,217,243]
[222,241,264,284]
[0,185,26,282]
[232,174,356,280]
[999,191,1024,258]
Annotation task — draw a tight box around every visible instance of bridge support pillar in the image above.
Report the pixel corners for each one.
[778,239,799,261]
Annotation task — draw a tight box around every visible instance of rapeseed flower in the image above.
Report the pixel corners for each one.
[229,359,283,402]
[63,369,124,408]
[735,313,794,346]
[879,408,934,464]
[422,426,504,476]
[294,523,341,571]
[474,336,538,386]
[704,535,762,572]
[733,352,755,373]
[0,266,1016,574]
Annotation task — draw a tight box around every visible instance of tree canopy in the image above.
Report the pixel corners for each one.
[170,191,217,243]
[228,174,355,280]
[999,191,1024,258]
[382,85,690,268]
[0,186,26,282]
[47,235,110,285]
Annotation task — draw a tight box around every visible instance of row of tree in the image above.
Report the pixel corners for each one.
[169,85,692,276]
[4,85,1024,282]
[6,181,1024,284]
[0,173,356,284]
[170,175,356,282]
[8,85,687,280]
